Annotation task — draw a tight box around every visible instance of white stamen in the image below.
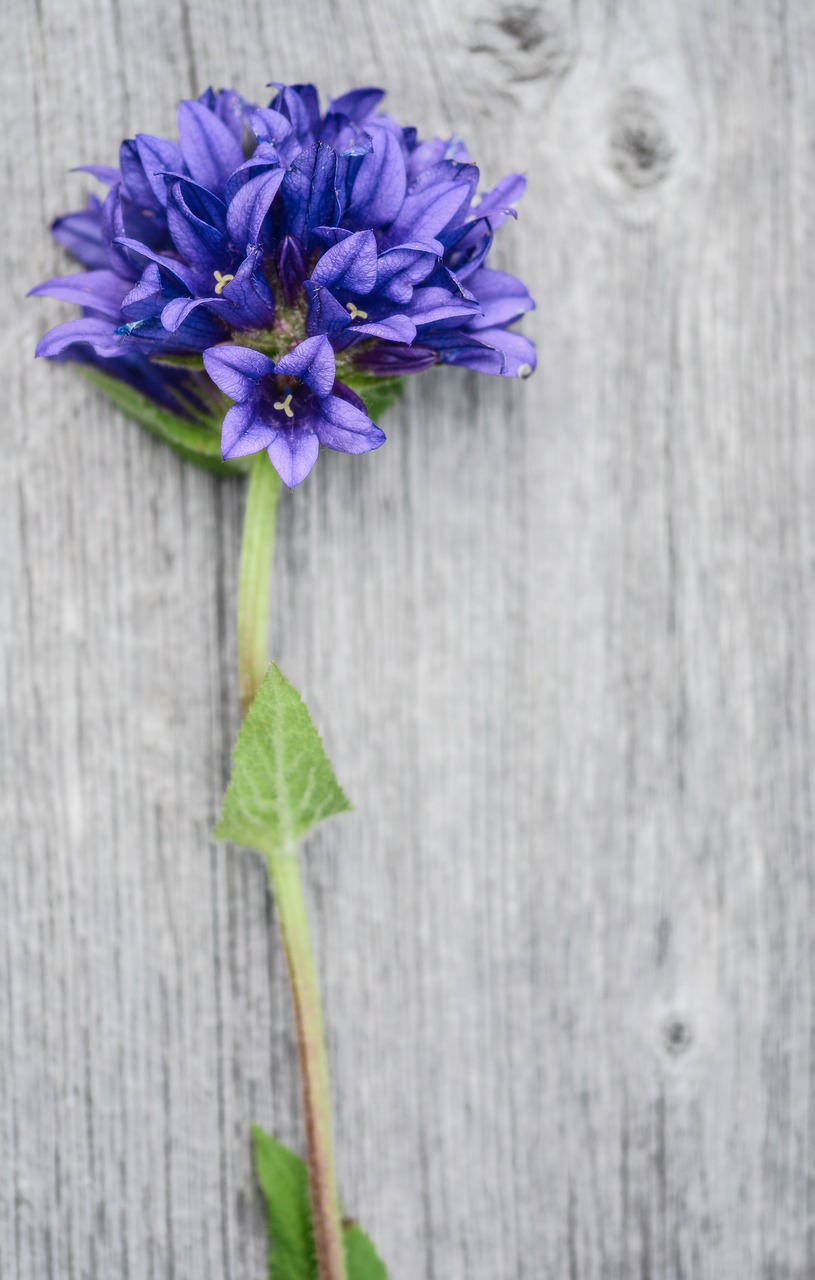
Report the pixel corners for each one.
[346,301,368,321]
[274,392,294,418]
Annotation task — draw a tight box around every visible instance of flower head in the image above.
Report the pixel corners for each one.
[32,82,536,487]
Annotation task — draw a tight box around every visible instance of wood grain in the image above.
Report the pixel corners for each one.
[3,1,815,1276]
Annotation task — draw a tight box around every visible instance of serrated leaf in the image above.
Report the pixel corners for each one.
[343,1224,389,1280]
[253,1127,315,1280]
[215,663,352,859]
[78,366,246,475]
[253,1127,390,1280]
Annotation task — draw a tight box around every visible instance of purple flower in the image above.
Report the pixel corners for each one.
[203,336,384,487]
[32,82,536,487]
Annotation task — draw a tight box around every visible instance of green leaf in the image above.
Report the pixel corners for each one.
[343,1224,389,1280]
[252,1128,389,1280]
[215,663,352,858]
[342,374,405,423]
[253,1127,315,1280]
[78,366,247,475]
[151,352,206,370]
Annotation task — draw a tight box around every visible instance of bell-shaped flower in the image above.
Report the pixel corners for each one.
[203,335,385,488]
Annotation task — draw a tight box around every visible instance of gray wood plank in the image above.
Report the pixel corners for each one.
[3,1,815,1276]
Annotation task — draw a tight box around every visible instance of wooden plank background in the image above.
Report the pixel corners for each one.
[4,1,815,1276]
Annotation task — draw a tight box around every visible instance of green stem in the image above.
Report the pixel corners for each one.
[238,453,281,718]
[267,850,348,1280]
[238,454,348,1280]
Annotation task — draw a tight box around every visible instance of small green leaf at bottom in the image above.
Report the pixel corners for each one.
[215,664,352,859]
[342,1222,389,1280]
[252,1127,389,1280]
[253,1127,314,1280]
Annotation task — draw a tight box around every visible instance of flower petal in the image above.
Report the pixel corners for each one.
[101,185,136,278]
[248,110,301,165]
[312,393,386,455]
[221,400,278,459]
[226,167,285,245]
[318,114,373,157]
[327,87,385,123]
[177,99,244,193]
[116,309,224,352]
[250,108,294,145]
[311,226,355,248]
[135,133,186,207]
[281,143,337,242]
[221,145,282,203]
[441,217,495,280]
[388,162,479,244]
[275,334,336,397]
[473,173,526,224]
[164,175,228,231]
[119,139,161,212]
[203,344,275,399]
[71,164,121,186]
[278,236,308,305]
[219,247,277,329]
[305,282,353,336]
[35,317,122,359]
[267,427,320,488]
[161,294,229,332]
[435,326,537,377]
[375,244,439,303]
[347,123,407,228]
[199,87,248,141]
[166,180,227,270]
[268,84,320,146]
[51,199,109,270]
[310,230,378,294]
[407,286,481,327]
[121,262,169,320]
[353,343,438,375]
[472,327,537,377]
[466,268,535,331]
[113,237,196,292]
[408,136,471,180]
[349,315,417,343]
[28,269,130,320]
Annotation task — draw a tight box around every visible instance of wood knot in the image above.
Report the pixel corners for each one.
[470,3,574,82]
[661,1014,693,1058]
[609,90,675,190]
[497,4,547,51]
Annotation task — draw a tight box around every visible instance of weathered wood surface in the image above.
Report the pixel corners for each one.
[3,1,815,1276]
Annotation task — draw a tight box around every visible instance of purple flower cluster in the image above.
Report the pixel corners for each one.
[32,83,536,487]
